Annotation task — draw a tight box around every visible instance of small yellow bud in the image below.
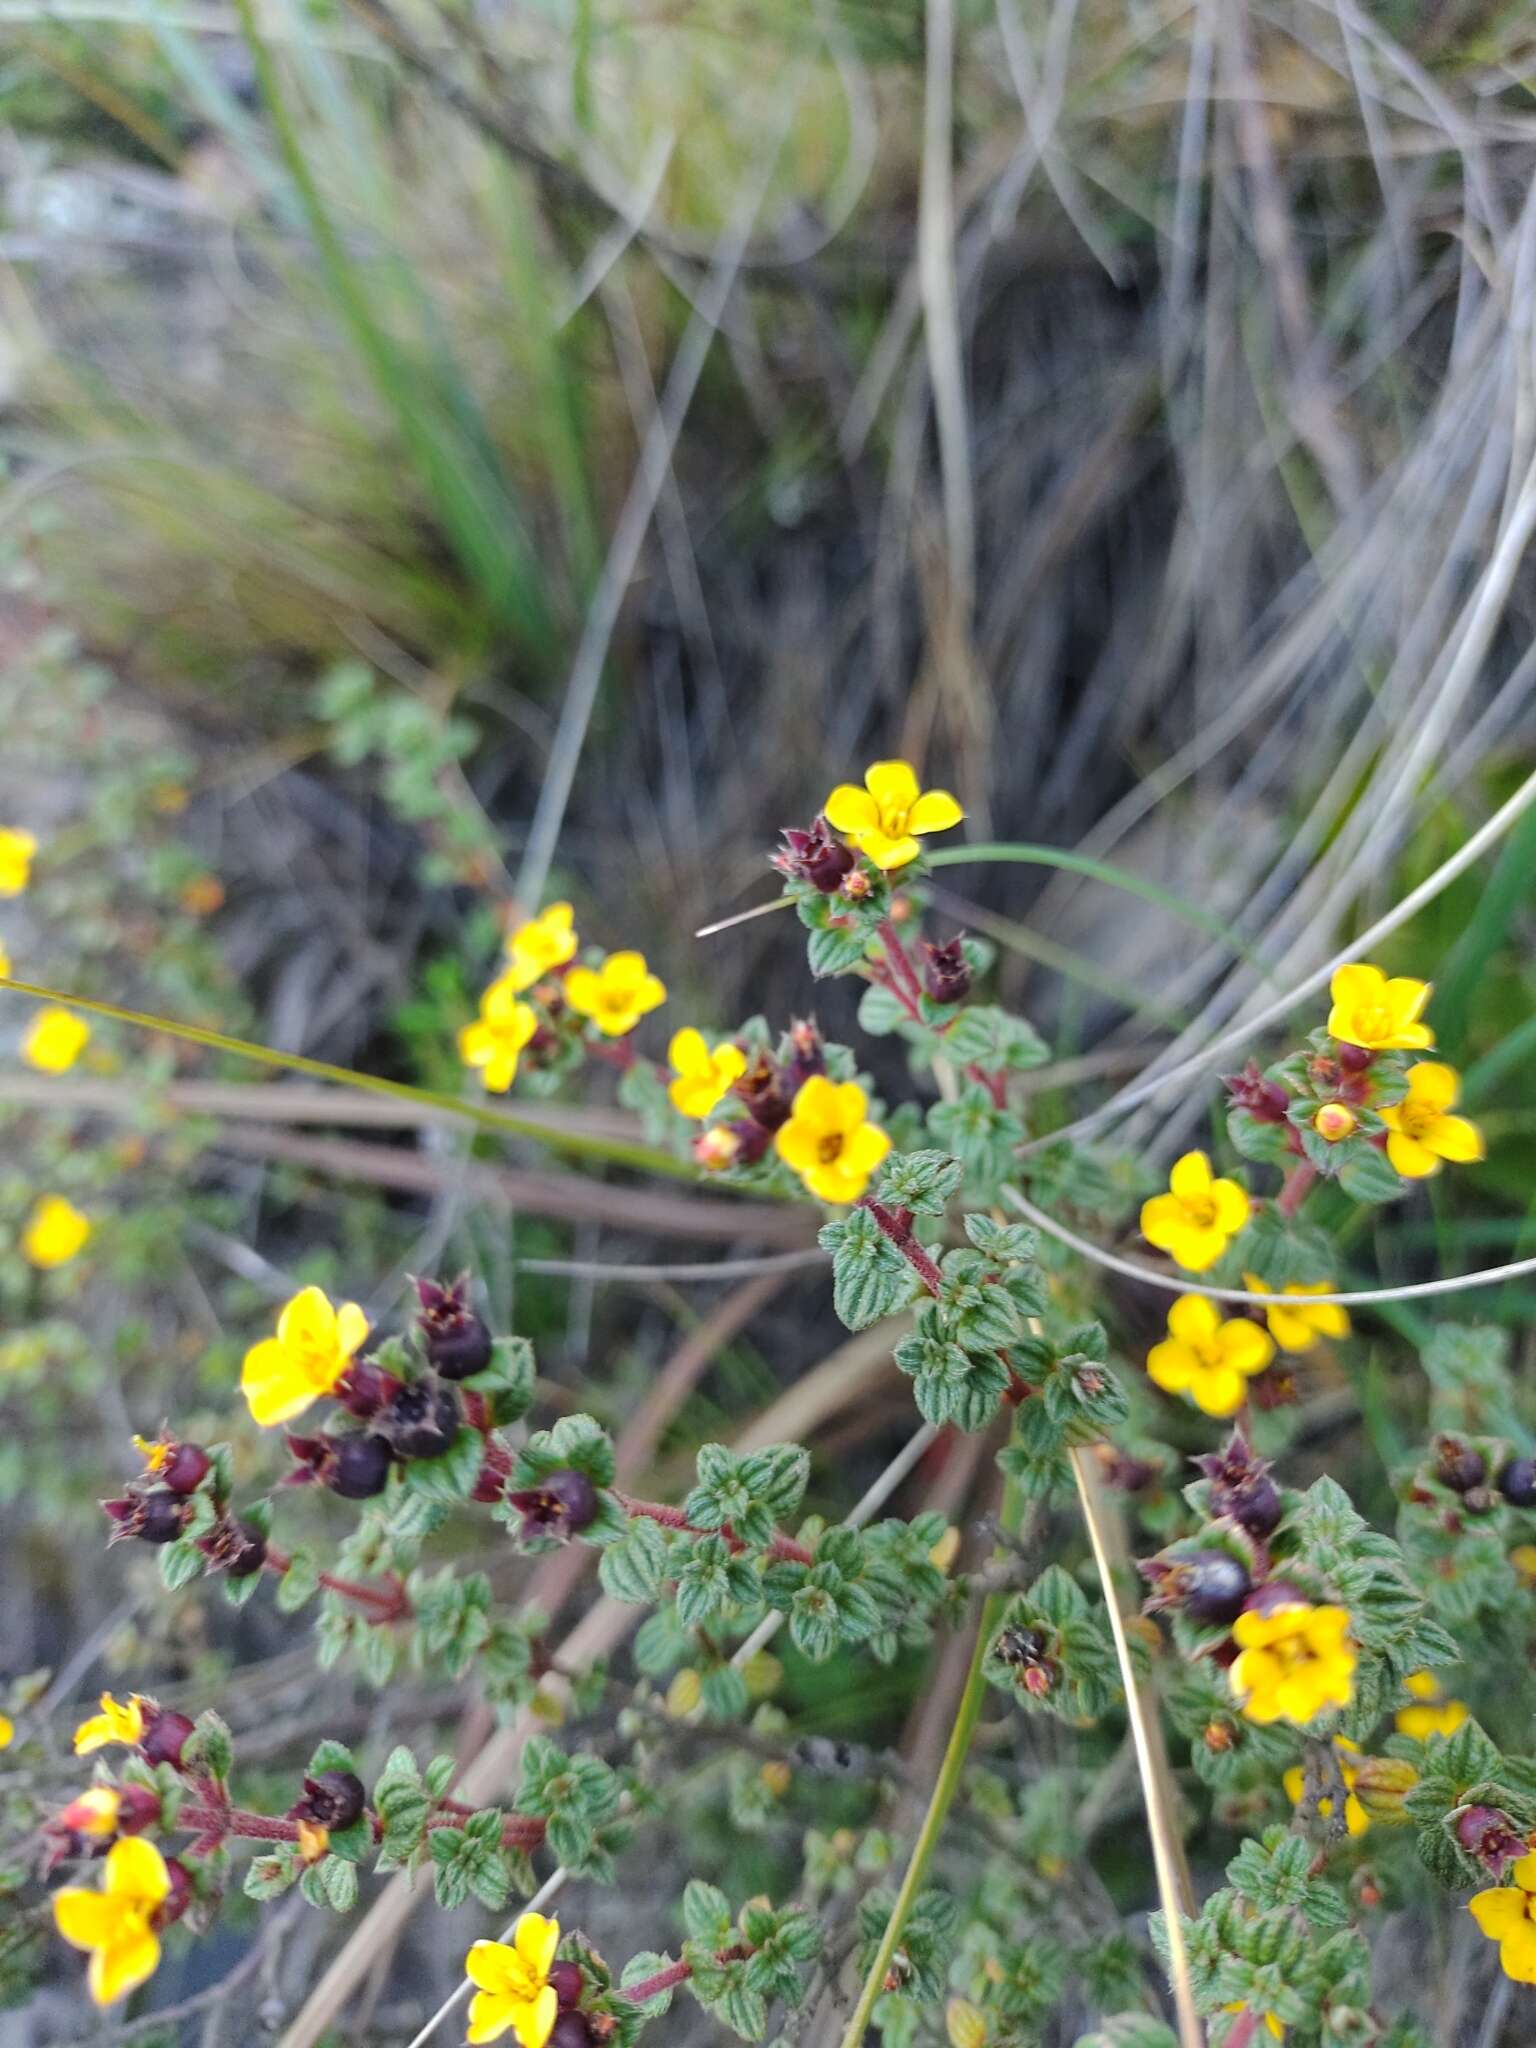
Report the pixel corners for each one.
[296,1819,330,1864]
[759,1760,792,1799]
[830,1828,858,1860]
[945,1998,988,2048]
[742,1652,782,1700]
[1514,1544,1536,1585]
[1350,1756,1419,1824]
[1314,1101,1357,1142]
[665,1669,703,1718]
[928,1526,962,1574]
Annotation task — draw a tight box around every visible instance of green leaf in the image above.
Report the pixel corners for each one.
[926,1085,1024,1201]
[401,1424,486,1504]
[819,1208,916,1330]
[1337,1145,1406,1205]
[462,1335,536,1424]
[275,1549,320,1613]
[599,1517,673,1604]
[807,923,870,978]
[875,1150,963,1216]
[159,1540,205,1592]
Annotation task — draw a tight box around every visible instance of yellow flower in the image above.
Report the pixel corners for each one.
[23,1005,91,1074]
[1146,1296,1273,1418]
[1140,1151,1250,1272]
[1394,1669,1469,1740]
[60,1788,124,1839]
[1222,2006,1285,2042]
[1242,1274,1350,1354]
[0,1713,13,1749]
[1513,1544,1536,1586]
[239,1285,368,1428]
[0,942,9,980]
[1470,1851,1536,1984]
[668,1028,748,1118]
[1230,1603,1356,1726]
[133,1434,172,1473]
[0,826,37,896]
[504,903,578,993]
[53,1835,171,2007]
[464,1912,562,2047]
[296,1819,330,1864]
[1282,1736,1369,1836]
[73,1694,147,1756]
[459,975,538,1092]
[1325,962,1433,1052]
[1378,1062,1484,1179]
[564,951,667,1038]
[22,1194,92,1269]
[823,760,965,870]
[774,1076,892,1204]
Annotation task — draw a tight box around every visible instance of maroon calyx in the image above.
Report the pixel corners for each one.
[507,1468,598,1544]
[771,818,855,893]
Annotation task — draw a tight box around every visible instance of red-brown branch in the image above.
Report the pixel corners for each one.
[264,1546,413,1623]
[613,1492,814,1566]
[1276,1162,1317,1219]
[173,1802,546,1852]
[861,1198,943,1297]
[621,1944,750,2007]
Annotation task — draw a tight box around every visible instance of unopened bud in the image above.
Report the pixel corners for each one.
[771,818,856,894]
[415,1274,494,1381]
[921,937,972,1006]
[665,1669,702,1718]
[759,1760,792,1798]
[693,1126,742,1172]
[1314,1101,1357,1142]
[1222,1061,1292,1124]
[1457,1805,1526,1878]
[1202,1719,1237,1755]
[946,1998,988,2048]
[1351,1756,1418,1824]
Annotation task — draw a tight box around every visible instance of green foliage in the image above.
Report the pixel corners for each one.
[984,1567,1120,1722]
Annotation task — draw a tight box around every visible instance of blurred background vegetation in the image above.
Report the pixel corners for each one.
[6,0,1536,2038]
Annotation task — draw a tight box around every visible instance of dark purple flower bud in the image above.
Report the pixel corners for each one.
[1141,1550,1250,1626]
[1499,1458,1536,1508]
[781,1018,827,1096]
[1336,1041,1374,1074]
[384,1381,461,1460]
[1238,1578,1310,1621]
[1433,1436,1487,1494]
[1195,1432,1284,1538]
[291,1771,367,1831]
[548,1960,583,2010]
[733,1051,790,1132]
[771,817,856,893]
[139,1708,196,1770]
[334,1357,399,1419]
[549,2015,592,2048]
[921,937,972,1006]
[1457,1806,1526,1878]
[152,1858,194,1932]
[159,1443,212,1495]
[115,1784,165,1836]
[223,1522,268,1578]
[103,1492,188,1546]
[1221,1061,1291,1125]
[725,1117,773,1166]
[329,1434,395,1499]
[507,1468,598,1544]
[416,1274,494,1381]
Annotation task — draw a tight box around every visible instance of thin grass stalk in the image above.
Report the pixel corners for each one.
[1070,1448,1202,2048]
[836,1479,1026,2048]
[0,974,690,1178]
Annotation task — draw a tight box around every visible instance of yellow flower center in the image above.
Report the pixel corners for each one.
[1353,1004,1391,1042]
[1182,1193,1218,1228]
[1397,1099,1437,1138]
[817,1132,845,1165]
[880,802,911,835]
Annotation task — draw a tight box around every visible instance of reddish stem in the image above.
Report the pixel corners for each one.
[861,1198,943,1297]
[264,1546,413,1624]
[877,919,926,1009]
[1276,1162,1318,1219]
[174,1802,546,1852]
[1222,2014,1262,2048]
[613,1492,814,1567]
[621,1944,750,2007]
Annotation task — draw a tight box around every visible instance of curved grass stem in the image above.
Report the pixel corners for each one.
[836,1480,1024,2048]
[0,974,692,1178]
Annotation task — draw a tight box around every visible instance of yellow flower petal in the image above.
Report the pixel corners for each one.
[22,1194,92,1269]
[466,1940,518,1995]
[513,1912,561,1982]
[907,789,965,835]
[1384,1128,1439,1179]
[105,1836,171,1907]
[1168,1151,1213,1201]
[1404,1060,1459,1111]
[467,1988,515,2043]
[1215,1319,1274,1378]
[54,1889,119,1952]
[858,830,922,870]
[1166,1294,1220,1345]
[1146,1338,1198,1395]
[774,1120,823,1173]
[1430,1113,1484,1164]
[511,1984,559,2048]
[669,1028,709,1077]
[823,785,880,834]
[863,760,921,813]
[1191,1365,1246,1418]
[89,1927,161,2007]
